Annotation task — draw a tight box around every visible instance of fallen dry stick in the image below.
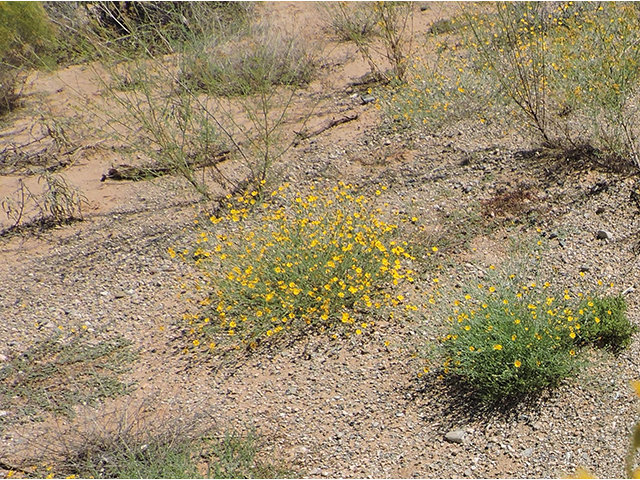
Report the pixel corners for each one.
[294,112,359,142]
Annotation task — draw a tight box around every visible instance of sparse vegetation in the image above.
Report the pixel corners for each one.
[323,1,413,82]
[383,2,640,170]
[54,427,291,479]
[18,405,292,479]
[0,329,137,429]
[437,268,634,402]
[1,172,87,236]
[80,4,319,198]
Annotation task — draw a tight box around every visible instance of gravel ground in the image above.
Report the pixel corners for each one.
[1,116,640,478]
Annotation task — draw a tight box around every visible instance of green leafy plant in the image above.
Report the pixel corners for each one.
[441,277,580,401]
[439,271,634,402]
[176,182,417,355]
[576,295,636,352]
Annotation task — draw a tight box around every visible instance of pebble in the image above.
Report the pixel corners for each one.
[361,95,376,105]
[522,447,534,458]
[445,430,466,444]
[596,230,612,240]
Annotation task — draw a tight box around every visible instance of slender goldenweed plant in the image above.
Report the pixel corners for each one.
[384,2,640,169]
[175,182,417,355]
[438,270,635,402]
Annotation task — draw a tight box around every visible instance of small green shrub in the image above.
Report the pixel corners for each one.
[441,279,580,401]
[176,182,417,354]
[0,1,54,65]
[440,273,634,402]
[576,295,637,352]
[0,2,53,116]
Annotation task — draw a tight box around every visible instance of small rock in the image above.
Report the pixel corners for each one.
[0,410,7,417]
[114,291,126,299]
[445,430,466,444]
[0,354,7,362]
[361,95,376,104]
[579,265,590,273]
[286,386,298,395]
[522,447,534,458]
[596,207,606,214]
[596,230,612,241]
[463,185,473,193]
[549,232,558,239]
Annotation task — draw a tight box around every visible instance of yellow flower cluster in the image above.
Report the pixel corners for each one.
[182,182,417,352]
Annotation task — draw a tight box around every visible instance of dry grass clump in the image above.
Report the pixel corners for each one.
[182,21,316,97]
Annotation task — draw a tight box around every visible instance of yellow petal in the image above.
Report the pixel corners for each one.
[632,381,640,398]
[565,467,596,479]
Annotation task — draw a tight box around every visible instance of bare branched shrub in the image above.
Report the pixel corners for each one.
[322,1,413,82]
[1,172,87,235]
